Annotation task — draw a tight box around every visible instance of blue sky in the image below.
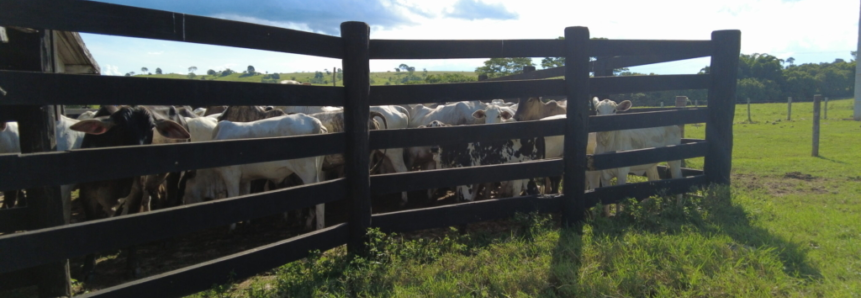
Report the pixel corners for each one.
[83,0,860,76]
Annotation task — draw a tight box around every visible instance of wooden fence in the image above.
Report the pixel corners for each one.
[0,0,740,297]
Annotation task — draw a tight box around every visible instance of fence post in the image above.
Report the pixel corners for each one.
[824,97,828,120]
[333,66,336,87]
[675,96,688,167]
[812,95,821,157]
[478,74,488,81]
[704,30,741,186]
[787,97,792,121]
[11,28,72,298]
[746,97,751,122]
[340,22,371,254]
[561,26,590,227]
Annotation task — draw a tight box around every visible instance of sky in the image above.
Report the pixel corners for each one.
[82,0,860,76]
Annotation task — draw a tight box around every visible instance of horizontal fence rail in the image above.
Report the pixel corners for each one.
[0,207,32,234]
[373,194,563,233]
[78,223,349,298]
[369,39,564,59]
[369,119,565,149]
[0,179,345,274]
[0,0,344,58]
[591,74,710,94]
[368,79,566,105]
[589,108,708,132]
[588,141,709,171]
[0,71,345,107]
[585,175,707,206]
[0,133,345,190]
[371,159,563,195]
[590,40,712,57]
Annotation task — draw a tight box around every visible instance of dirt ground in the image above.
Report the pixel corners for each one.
[0,185,503,296]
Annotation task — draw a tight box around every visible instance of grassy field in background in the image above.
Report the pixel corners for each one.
[184,98,860,297]
[136,70,477,86]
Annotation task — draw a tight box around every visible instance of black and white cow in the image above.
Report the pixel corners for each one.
[428,120,545,202]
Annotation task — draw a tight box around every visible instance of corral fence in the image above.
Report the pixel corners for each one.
[0,0,740,297]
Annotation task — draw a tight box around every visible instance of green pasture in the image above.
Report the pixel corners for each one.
[186,99,860,297]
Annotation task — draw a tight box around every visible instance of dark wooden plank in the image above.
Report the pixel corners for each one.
[704,30,740,185]
[369,39,564,59]
[588,141,708,171]
[561,26,592,226]
[0,133,344,191]
[590,39,712,57]
[368,79,566,105]
[0,267,37,291]
[584,175,707,207]
[590,74,710,94]
[371,159,563,195]
[0,71,344,107]
[652,166,704,179]
[0,179,345,274]
[340,22,372,254]
[0,0,343,58]
[589,108,707,132]
[369,119,565,149]
[372,194,564,233]
[78,223,348,298]
[484,66,565,81]
[0,207,32,234]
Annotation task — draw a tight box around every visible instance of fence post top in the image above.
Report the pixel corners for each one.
[340,21,369,31]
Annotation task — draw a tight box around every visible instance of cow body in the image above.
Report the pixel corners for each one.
[210,114,327,229]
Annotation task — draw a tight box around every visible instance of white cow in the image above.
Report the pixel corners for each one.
[277,106,342,115]
[76,110,97,120]
[181,116,226,206]
[0,116,85,222]
[368,106,412,203]
[592,98,682,214]
[211,114,327,230]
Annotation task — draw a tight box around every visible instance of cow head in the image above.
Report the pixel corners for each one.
[472,105,513,124]
[592,97,632,116]
[71,106,190,147]
[512,97,544,121]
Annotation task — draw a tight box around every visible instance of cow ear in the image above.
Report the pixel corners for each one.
[70,117,114,135]
[155,119,191,139]
[592,97,600,109]
[501,110,513,120]
[472,110,486,119]
[616,100,632,112]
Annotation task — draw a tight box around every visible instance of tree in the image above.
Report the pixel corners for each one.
[141,67,148,73]
[247,65,255,74]
[188,66,198,74]
[221,68,234,77]
[207,69,216,75]
[786,57,795,67]
[155,67,162,75]
[475,57,535,78]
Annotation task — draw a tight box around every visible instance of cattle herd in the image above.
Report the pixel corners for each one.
[0,97,684,279]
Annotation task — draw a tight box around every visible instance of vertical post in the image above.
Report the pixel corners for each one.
[812,95,821,157]
[704,30,741,186]
[561,26,590,226]
[15,29,71,298]
[523,65,536,74]
[824,97,828,120]
[340,22,371,254]
[675,96,688,167]
[660,102,664,108]
[593,57,612,101]
[478,74,488,81]
[855,0,861,121]
[746,97,751,122]
[333,66,336,87]
[787,97,792,121]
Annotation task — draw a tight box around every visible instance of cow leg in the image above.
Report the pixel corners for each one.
[60,184,73,224]
[2,190,19,208]
[296,165,325,230]
[384,148,411,204]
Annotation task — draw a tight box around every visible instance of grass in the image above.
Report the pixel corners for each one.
[183,99,855,297]
[135,71,477,87]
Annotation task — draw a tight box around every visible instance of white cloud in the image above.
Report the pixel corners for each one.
[102,64,122,76]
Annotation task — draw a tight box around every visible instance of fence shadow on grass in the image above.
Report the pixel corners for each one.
[574,185,821,282]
